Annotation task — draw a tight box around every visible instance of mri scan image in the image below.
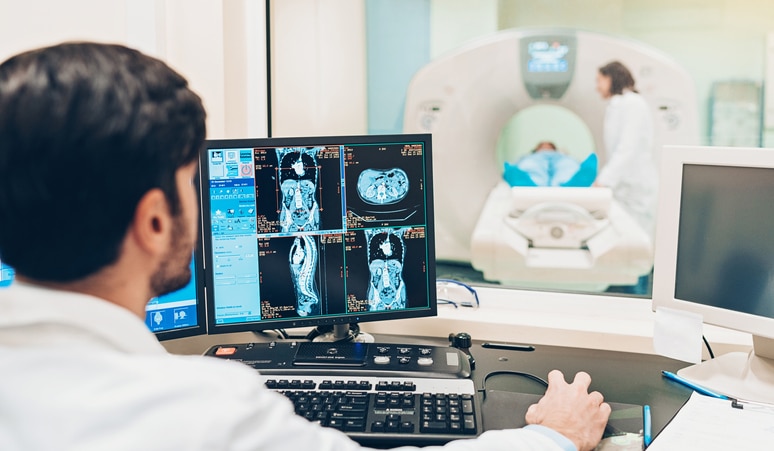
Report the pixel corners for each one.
[357,168,409,205]
[289,235,321,316]
[277,147,321,232]
[365,228,407,311]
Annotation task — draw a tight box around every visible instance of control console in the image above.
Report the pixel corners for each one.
[204,341,472,379]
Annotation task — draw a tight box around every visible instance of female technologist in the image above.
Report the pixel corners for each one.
[594,61,658,240]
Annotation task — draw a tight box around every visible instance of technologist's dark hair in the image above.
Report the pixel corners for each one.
[598,61,637,95]
[0,42,206,282]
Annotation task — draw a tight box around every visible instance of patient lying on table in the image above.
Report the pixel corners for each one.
[503,141,597,187]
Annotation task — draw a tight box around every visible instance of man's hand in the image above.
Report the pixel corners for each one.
[525,370,611,451]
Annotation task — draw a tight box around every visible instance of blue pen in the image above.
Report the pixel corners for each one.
[661,370,729,399]
[643,405,652,447]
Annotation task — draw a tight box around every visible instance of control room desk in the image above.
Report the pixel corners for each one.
[163,332,694,441]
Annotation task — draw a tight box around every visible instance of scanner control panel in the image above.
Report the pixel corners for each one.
[204,341,472,379]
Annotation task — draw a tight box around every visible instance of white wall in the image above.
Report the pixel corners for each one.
[430,0,498,59]
[0,0,267,139]
[270,0,367,137]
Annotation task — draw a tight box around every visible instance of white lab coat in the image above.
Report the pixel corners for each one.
[0,283,572,451]
[597,90,658,238]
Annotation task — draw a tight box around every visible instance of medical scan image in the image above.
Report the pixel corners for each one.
[344,143,426,229]
[356,168,409,205]
[289,234,321,317]
[277,147,321,232]
[365,228,407,311]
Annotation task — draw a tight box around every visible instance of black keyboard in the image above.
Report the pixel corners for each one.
[261,375,481,446]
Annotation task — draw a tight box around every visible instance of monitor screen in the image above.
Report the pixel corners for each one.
[202,134,437,335]
[526,39,570,73]
[675,164,774,318]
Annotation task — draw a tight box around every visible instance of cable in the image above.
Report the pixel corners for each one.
[436,279,480,308]
[251,330,286,340]
[479,370,549,400]
[702,335,715,359]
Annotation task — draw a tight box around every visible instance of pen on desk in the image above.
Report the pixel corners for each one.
[481,342,535,351]
[661,370,729,400]
[643,404,652,447]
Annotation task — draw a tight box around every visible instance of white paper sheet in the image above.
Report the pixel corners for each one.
[653,307,703,363]
[648,392,774,450]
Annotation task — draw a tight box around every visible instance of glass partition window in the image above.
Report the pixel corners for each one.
[269,0,774,297]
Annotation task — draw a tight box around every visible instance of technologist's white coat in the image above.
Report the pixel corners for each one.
[597,90,658,238]
[0,283,570,451]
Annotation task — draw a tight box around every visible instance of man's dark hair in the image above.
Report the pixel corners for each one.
[0,42,206,282]
[598,61,637,95]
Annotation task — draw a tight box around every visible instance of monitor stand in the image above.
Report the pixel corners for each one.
[312,323,375,343]
[677,335,774,404]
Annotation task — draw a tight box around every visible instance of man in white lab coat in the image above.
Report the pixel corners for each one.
[0,42,610,451]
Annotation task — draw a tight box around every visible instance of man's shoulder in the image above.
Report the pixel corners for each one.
[138,352,265,390]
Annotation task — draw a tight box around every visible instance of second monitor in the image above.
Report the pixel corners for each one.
[202,134,437,342]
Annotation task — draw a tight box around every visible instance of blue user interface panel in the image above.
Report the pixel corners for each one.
[204,136,436,332]
[527,40,570,73]
[0,260,14,288]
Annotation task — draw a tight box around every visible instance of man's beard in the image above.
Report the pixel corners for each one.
[150,213,194,297]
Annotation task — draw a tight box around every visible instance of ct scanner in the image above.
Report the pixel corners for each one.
[403,28,700,290]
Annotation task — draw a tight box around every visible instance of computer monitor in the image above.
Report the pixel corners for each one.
[652,145,774,403]
[201,134,437,342]
[0,248,206,341]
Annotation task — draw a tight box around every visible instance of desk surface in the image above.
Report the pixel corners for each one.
[470,341,691,435]
[163,332,693,438]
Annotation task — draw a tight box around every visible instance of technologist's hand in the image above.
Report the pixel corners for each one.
[525,370,611,451]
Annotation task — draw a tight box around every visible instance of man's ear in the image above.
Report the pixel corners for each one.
[129,188,172,255]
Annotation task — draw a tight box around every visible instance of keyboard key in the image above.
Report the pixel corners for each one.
[463,415,476,433]
[421,421,449,433]
[338,404,366,412]
[328,419,345,429]
[345,419,365,431]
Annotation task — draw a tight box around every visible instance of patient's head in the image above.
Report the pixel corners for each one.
[533,141,558,153]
